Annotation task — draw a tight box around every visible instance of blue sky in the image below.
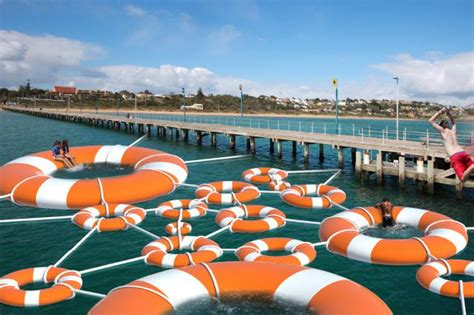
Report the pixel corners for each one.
[0,0,473,105]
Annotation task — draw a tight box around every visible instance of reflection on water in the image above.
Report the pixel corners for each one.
[361,224,424,239]
[53,164,134,179]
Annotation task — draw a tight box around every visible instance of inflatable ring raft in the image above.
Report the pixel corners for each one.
[242,167,288,184]
[142,236,223,268]
[0,145,188,209]
[416,259,474,297]
[236,238,316,266]
[268,180,291,191]
[88,262,392,315]
[195,181,260,205]
[156,199,207,219]
[72,204,145,232]
[215,205,286,233]
[280,184,346,209]
[319,206,468,265]
[0,266,82,307]
[165,222,192,235]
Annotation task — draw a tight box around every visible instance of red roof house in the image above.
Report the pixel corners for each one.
[53,86,77,94]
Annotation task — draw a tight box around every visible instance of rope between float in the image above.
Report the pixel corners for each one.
[73,289,106,299]
[205,226,231,239]
[201,263,220,301]
[459,280,466,315]
[127,223,161,239]
[79,256,145,275]
[96,178,109,216]
[53,227,97,267]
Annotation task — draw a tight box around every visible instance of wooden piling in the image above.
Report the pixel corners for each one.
[338,147,344,168]
[319,144,324,161]
[376,151,383,184]
[292,141,297,157]
[229,134,236,149]
[398,155,405,188]
[427,158,434,193]
[269,139,274,153]
[355,151,362,176]
[277,140,282,159]
[196,131,202,145]
[304,143,309,163]
[211,132,217,146]
[250,137,256,154]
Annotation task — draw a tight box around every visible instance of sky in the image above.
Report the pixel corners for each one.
[0,0,473,105]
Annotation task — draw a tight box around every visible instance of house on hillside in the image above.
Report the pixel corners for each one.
[52,86,77,96]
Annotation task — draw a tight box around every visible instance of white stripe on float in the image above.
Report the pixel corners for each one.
[429,229,468,253]
[161,254,177,268]
[6,156,57,174]
[333,211,370,229]
[94,146,114,163]
[428,277,449,294]
[33,267,48,282]
[311,197,324,209]
[346,235,381,263]
[425,262,448,276]
[292,252,310,265]
[263,217,279,230]
[139,269,210,308]
[36,178,78,209]
[220,194,233,205]
[244,252,260,261]
[465,262,474,276]
[274,269,344,308]
[222,181,233,191]
[138,162,187,183]
[24,290,41,307]
[396,207,428,228]
[285,239,303,251]
[251,240,269,251]
[106,145,129,164]
[114,204,128,215]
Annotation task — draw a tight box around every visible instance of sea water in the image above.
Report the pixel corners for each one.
[0,110,472,314]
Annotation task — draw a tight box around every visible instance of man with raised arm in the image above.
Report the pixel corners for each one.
[429,107,473,182]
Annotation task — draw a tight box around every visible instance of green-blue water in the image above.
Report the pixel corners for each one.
[0,110,472,314]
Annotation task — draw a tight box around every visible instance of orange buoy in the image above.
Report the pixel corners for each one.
[0,266,82,307]
[72,204,145,232]
[280,184,346,209]
[236,238,316,266]
[319,206,468,265]
[416,259,473,297]
[165,222,192,235]
[0,145,188,209]
[268,180,291,191]
[142,236,223,268]
[242,167,288,184]
[88,262,392,315]
[215,205,286,233]
[195,181,260,205]
[156,199,207,219]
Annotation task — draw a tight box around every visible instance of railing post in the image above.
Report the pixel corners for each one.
[311,122,314,133]
[324,123,326,134]
[277,120,280,130]
[361,128,364,143]
[352,124,355,136]
[368,125,371,138]
[299,121,301,132]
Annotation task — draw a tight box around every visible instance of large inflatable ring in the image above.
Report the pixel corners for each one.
[72,204,145,232]
[165,222,192,236]
[242,167,288,184]
[268,180,291,191]
[195,181,260,205]
[156,199,207,219]
[280,184,346,209]
[215,205,286,233]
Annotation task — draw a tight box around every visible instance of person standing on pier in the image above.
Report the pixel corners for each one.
[429,108,473,182]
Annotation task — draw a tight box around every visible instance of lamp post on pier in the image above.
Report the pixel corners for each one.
[182,87,186,122]
[332,78,339,132]
[393,76,399,140]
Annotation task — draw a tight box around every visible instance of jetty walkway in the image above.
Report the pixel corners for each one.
[3,106,473,196]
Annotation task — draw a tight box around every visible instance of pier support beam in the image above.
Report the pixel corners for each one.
[182,129,189,141]
[304,143,309,163]
[229,134,236,149]
[337,147,344,168]
[355,151,362,176]
[249,137,256,154]
[427,158,434,194]
[399,155,405,188]
[269,139,274,153]
[174,128,179,139]
[376,151,383,184]
[211,132,217,147]
[319,144,324,162]
[277,141,282,159]
[162,127,167,137]
[147,124,152,136]
[351,148,357,165]
[292,141,297,158]
[246,137,251,149]
[196,131,202,145]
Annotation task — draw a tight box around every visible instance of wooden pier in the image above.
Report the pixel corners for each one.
[4,106,473,196]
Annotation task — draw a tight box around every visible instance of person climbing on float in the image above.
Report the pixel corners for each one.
[61,139,77,167]
[375,198,394,228]
[52,140,73,168]
[429,107,473,182]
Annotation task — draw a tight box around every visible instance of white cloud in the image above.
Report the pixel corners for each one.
[373,52,474,102]
[208,25,241,53]
[124,4,146,17]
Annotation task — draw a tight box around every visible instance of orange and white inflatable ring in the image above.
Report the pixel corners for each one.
[215,205,286,233]
[242,167,288,184]
[72,204,145,232]
[0,266,82,307]
[165,222,192,235]
[88,262,392,315]
[268,180,291,191]
[156,199,207,219]
[319,206,468,265]
[280,184,346,209]
[236,238,316,266]
[142,236,223,268]
[195,181,260,205]
[416,259,474,297]
[0,145,188,209]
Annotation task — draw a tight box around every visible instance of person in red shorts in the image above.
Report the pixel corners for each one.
[429,107,473,182]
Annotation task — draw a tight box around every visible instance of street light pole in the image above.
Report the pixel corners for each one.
[332,78,339,132]
[393,76,399,140]
[239,84,243,118]
[182,87,186,122]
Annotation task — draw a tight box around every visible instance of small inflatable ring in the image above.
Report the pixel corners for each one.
[195,181,260,205]
[242,167,288,184]
[89,262,392,315]
[215,205,286,233]
[165,222,192,235]
[156,199,207,219]
[0,266,82,307]
[319,206,468,265]
[72,204,146,232]
[268,180,291,191]
[0,145,188,209]
[142,236,223,268]
[236,238,316,266]
[416,259,474,297]
[280,184,346,209]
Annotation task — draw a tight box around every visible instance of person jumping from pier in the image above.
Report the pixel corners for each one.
[375,198,394,228]
[61,139,77,167]
[429,107,473,182]
[52,140,73,168]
